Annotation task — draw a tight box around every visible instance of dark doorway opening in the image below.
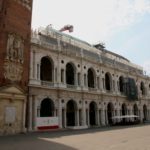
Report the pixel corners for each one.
[89,102,96,125]
[40,98,54,117]
[67,100,76,126]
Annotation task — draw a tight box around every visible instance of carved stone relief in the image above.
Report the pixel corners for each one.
[4,61,23,81]
[6,33,24,63]
[4,33,24,81]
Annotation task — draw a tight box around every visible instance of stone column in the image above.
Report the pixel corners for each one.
[76,109,79,126]
[82,101,86,126]
[64,69,66,84]
[28,95,33,131]
[86,109,90,126]
[117,109,120,123]
[75,73,77,86]
[58,99,62,128]
[32,96,37,130]
[22,99,26,132]
[101,109,105,126]
[105,109,108,125]
[97,109,100,126]
[64,109,67,128]
[37,63,40,80]
[140,108,143,123]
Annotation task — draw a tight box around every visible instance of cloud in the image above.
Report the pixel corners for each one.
[32,0,150,43]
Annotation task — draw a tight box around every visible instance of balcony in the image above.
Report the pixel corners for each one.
[41,81,54,87]
[66,84,77,89]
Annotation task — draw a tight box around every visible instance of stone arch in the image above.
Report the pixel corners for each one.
[40,56,54,82]
[122,103,127,123]
[140,81,146,95]
[122,103,127,116]
[143,104,147,121]
[66,62,76,85]
[105,72,112,91]
[40,98,54,117]
[133,104,138,116]
[107,102,114,125]
[66,100,77,126]
[89,101,97,126]
[87,68,96,88]
[119,76,124,93]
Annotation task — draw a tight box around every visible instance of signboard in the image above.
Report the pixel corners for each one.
[5,107,16,124]
[36,117,59,130]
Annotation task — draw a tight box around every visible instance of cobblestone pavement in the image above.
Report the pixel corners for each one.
[0,124,150,150]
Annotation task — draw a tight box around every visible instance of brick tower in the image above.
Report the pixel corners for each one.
[0,0,33,135]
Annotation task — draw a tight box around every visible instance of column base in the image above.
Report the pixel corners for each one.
[67,125,88,130]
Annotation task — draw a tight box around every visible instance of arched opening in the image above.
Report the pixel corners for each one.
[66,63,75,85]
[143,105,147,122]
[88,68,95,88]
[40,56,53,82]
[133,104,138,121]
[105,72,112,91]
[119,76,124,93]
[122,103,127,123]
[107,102,114,125]
[89,101,97,126]
[40,98,54,117]
[66,100,77,126]
[140,82,145,95]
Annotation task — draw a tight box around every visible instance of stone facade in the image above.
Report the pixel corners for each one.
[28,27,150,131]
[0,0,150,134]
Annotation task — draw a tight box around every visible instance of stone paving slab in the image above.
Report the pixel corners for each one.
[0,124,150,150]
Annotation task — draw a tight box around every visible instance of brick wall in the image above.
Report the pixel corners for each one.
[0,0,33,91]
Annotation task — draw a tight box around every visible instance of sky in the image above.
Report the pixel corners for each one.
[32,0,150,75]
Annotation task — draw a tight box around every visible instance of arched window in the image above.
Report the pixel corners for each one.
[88,68,95,88]
[40,98,54,117]
[40,56,53,82]
[66,63,75,85]
[119,76,124,93]
[143,105,147,121]
[122,103,127,116]
[105,72,112,91]
[140,82,145,95]
[133,104,138,116]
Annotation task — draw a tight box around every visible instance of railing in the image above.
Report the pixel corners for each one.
[41,81,54,87]
[66,84,77,89]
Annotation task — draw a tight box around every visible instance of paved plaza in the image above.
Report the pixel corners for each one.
[0,124,150,150]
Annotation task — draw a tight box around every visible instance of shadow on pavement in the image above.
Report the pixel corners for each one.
[0,123,149,150]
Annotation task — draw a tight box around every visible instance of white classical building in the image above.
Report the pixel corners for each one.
[28,26,150,131]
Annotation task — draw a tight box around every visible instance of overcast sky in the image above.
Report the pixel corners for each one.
[32,0,150,75]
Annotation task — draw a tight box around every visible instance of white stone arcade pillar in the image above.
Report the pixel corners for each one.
[32,95,37,130]
[101,109,106,126]
[58,99,62,128]
[97,109,100,126]
[82,101,86,126]
[76,109,79,126]
[28,95,33,131]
